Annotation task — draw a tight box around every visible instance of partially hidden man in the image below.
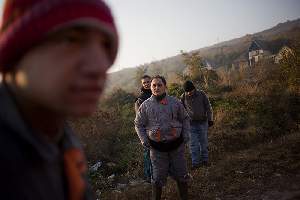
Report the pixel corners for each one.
[134,74,152,182]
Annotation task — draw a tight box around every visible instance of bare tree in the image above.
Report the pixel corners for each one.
[181,51,209,89]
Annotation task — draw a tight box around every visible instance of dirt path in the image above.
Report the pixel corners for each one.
[100,132,300,200]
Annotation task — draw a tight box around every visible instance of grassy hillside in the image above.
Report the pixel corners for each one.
[106,18,300,94]
[105,55,184,94]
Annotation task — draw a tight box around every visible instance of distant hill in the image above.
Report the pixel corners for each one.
[105,18,300,94]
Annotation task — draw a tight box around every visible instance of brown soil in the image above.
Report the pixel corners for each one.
[100,132,300,200]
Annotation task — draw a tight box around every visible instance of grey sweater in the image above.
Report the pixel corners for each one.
[134,95,190,146]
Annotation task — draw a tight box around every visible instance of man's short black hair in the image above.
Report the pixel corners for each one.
[151,75,167,85]
[141,75,151,80]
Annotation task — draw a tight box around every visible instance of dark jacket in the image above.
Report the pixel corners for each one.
[180,90,213,122]
[0,84,94,200]
[134,87,152,113]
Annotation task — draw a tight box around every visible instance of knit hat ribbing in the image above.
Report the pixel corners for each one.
[0,0,118,71]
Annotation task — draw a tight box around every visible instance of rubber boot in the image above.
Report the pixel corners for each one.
[152,184,162,200]
[177,181,188,200]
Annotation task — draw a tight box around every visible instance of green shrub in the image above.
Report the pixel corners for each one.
[168,83,184,98]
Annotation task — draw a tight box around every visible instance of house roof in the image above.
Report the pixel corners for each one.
[248,40,270,51]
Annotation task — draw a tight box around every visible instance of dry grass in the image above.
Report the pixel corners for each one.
[102,132,300,200]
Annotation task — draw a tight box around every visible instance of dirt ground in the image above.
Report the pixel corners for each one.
[100,131,300,200]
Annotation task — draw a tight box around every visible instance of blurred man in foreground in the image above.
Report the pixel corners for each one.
[0,0,118,199]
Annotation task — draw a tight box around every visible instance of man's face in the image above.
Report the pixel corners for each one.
[151,78,166,96]
[141,77,151,89]
[12,26,111,117]
[186,89,195,97]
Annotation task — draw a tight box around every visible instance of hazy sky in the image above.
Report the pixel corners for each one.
[0,0,299,72]
[105,0,300,72]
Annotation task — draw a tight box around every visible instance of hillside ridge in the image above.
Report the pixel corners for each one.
[106,18,300,94]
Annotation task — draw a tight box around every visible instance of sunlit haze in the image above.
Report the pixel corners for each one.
[0,0,299,73]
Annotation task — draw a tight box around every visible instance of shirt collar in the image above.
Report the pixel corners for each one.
[150,95,168,105]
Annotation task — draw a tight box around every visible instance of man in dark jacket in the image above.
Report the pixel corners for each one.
[135,75,152,182]
[181,81,213,169]
[0,0,118,199]
[135,75,152,112]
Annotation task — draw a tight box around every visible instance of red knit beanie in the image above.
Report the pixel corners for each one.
[0,0,119,72]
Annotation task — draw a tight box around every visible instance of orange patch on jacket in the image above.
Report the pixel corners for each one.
[64,148,87,200]
[171,128,177,139]
[160,98,168,105]
[156,129,161,141]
